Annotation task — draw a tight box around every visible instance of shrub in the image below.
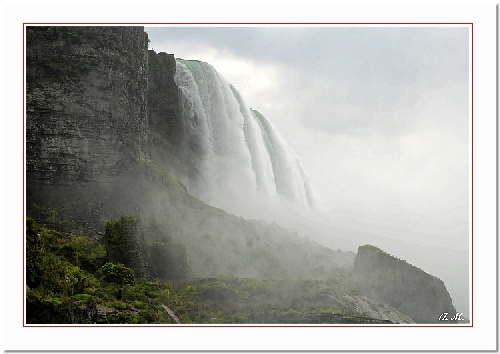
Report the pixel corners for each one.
[97,262,135,286]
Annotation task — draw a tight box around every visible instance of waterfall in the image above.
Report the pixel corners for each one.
[173,59,315,212]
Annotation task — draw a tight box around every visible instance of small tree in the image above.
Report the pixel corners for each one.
[97,262,135,286]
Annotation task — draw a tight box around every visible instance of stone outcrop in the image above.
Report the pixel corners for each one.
[351,244,457,323]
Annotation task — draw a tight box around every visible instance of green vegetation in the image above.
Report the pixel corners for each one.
[25,215,387,324]
[97,262,135,286]
[103,216,147,278]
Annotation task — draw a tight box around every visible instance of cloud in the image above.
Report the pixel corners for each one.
[146,26,469,135]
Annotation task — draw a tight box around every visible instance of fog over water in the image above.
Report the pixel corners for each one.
[145,26,471,318]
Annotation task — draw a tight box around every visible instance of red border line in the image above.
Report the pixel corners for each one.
[23,22,474,329]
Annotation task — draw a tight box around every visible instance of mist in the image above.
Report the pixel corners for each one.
[144,25,470,318]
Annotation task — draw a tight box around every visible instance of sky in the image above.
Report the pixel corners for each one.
[145,25,471,316]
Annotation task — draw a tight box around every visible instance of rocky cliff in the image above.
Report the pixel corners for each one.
[146,50,197,185]
[26,26,149,185]
[351,245,457,323]
[26,26,152,230]
[147,50,181,146]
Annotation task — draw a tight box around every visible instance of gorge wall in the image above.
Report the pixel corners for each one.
[26,26,153,230]
[26,26,149,185]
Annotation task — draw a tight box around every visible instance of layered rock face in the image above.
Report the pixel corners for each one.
[26,26,150,227]
[26,26,149,184]
[351,245,457,323]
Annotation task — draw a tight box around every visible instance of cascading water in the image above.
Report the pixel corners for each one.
[173,58,315,214]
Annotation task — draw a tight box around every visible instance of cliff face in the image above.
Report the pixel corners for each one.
[147,50,182,145]
[26,27,149,185]
[146,51,194,184]
[26,26,151,228]
[351,245,457,323]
